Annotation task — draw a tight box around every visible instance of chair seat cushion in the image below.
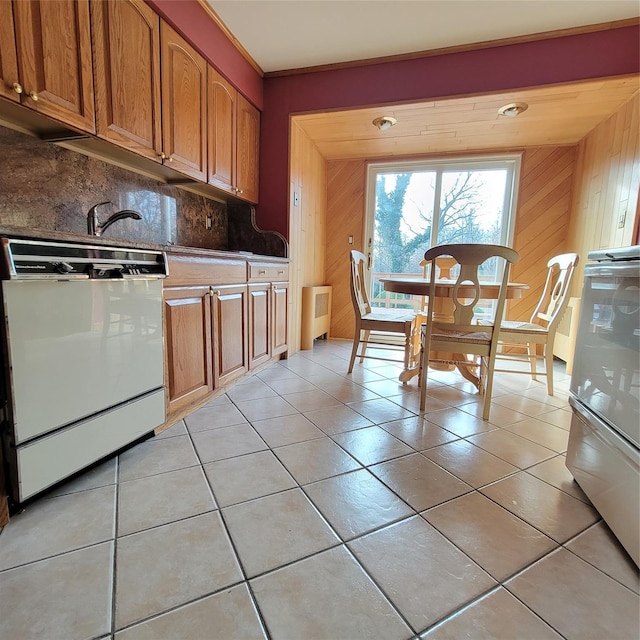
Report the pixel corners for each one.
[364,309,415,322]
[435,329,491,344]
[500,320,546,333]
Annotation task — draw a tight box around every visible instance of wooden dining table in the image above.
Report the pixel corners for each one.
[380,276,528,388]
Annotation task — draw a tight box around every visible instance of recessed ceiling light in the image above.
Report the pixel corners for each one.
[498,102,528,117]
[372,116,397,131]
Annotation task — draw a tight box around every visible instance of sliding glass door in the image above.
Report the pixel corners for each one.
[365,155,521,311]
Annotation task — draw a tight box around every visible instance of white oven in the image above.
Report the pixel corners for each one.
[0,238,167,503]
[566,245,639,567]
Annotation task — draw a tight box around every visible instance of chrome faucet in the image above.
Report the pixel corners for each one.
[87,201,142,237]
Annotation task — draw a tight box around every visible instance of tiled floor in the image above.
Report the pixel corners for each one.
[1,339,638,639]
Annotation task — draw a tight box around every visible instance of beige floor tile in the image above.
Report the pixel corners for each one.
[467,429,557,469]
[506,548,640,640]
[526,455,590,502]
[458,401,528,427]
[421,587,562,639]
[184,402,248,432]
[233,395,298,421]
[424,384,477,406]
[491,394,559,417]
[361,377,419,397]
[222,488,339,577]
[251,413,325,447]
[115,584,267,640]
[45,457,117,498]
[153,419,187,439]
[345,367,388,384]
[303,404,374,435]
[273,437,361,484]
[251,545,411,639]
[332,425,415,465]
[321,382,382,404]
[369,453,471,511]
[280,388,343,412]
[0,542,113,640]
[347,397,416,423]
[118,467,216,536]
[424,407,500,437]
[203,450,296,507]
[349,516,496,631]
[264,376,318,394]
[118,435,199,482]
[565,522,640,594]
[115,512,242,629]
[423,439,518,488]
[304,469,414,539]
[481,472,600,543]
[379,416,460,450]
[537,407,573,430]
[256,363,300,382]
[505,417,570,452]
[226,378,279,402]
[191,423,267,463]
[423,492,557,581]
[0,485,115,570]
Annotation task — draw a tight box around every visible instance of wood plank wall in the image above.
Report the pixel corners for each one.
[325,148,577,339]
[567,92,639,295]
[289,122,327,351]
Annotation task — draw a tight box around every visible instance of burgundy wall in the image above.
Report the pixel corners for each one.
[146,0,263,109]
[260,25,640,238]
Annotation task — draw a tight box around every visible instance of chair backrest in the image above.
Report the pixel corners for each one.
[349,250,372,320]
[530,252,579,330]
[423,243,520,327]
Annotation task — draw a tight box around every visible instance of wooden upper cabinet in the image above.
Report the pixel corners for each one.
[11,0,95,133]
[236,93,260,203]
[160,21,207,182]
[0,2,19,103]
[91,0,162,162]
[207,66,236,193]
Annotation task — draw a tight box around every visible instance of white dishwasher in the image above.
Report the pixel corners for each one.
[0,238,167,504]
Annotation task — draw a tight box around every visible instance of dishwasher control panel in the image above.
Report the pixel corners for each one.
[1,238,168,280]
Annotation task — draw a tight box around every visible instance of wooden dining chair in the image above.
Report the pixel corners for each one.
[419,243,520,420]
[348,250,418,377]
[492,252,579,395]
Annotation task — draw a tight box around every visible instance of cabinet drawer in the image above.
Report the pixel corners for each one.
[166,253,247,286]
[248,262,289,282]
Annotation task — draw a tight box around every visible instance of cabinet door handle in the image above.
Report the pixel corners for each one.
[28,91,38,102]
[258,269,266,275]
[158,152,173,163]
[211,289,220,296]
[12,82,23,95]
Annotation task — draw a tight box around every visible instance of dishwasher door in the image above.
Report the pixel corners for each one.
[3,278,164,444]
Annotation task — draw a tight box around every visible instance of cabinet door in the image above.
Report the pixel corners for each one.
[207,66,236,193]
[236,93,260,203]
[211,285,248,386]
[164,286,213,418]
[91,0,162,162]
[249,283,271,369]
[0,1,19,103]
[12,0,95,133]
[161,20,207,181]
[272,282,289,356]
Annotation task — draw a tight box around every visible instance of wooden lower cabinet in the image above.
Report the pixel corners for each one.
[164,286,214,418]
[162,253,287,428]
[249,283,271,369]
[273,281,289,357]
[211,284,249,386]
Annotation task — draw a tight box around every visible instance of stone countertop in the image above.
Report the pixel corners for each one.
[0,225,289,263]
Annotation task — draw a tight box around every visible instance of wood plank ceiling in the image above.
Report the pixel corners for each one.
[294,76,639,160]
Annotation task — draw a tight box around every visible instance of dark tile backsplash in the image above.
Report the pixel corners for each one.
[0,125,229,249]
